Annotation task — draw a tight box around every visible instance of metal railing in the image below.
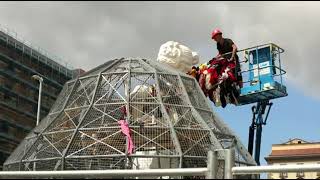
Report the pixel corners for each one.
[0,24,75,78]
[217,43,287,95]
[0,168,209,179]
[237,43,286,88]
[0,149,236,179]
[232,164,320,176]
[2,146,319,179]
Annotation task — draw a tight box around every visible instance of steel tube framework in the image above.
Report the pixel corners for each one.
[3,156,319,179]
[232,164,320,175]
[0,168,209,179]
[3,58,255,178]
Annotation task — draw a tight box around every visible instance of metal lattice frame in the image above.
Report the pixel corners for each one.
[3,58,256,178]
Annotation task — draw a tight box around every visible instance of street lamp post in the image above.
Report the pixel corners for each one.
[32,75,43,126]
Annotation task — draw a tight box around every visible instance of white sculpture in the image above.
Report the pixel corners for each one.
[132,147,179,179]
[130,85,155,121]
[157,41,199,73]
[130,85,154,98]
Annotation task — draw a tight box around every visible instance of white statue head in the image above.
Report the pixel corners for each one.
[157,41,199,73]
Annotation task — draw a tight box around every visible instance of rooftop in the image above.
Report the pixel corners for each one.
[0,24,77,78]
[265,138,320,161]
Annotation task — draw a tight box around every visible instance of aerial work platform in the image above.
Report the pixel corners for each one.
[233,43,288,165]
[237,43,287,105]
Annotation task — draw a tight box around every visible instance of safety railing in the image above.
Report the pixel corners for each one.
[0,24,75,78]
[240,66,286,84]
[232,164,320,178]
[216,43,287,102]
[237,43,286,89]
[2,147,319,179]
[0,168,209,179]
[0,149,236,179]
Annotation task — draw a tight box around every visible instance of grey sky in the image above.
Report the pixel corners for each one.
[0,1,319,98]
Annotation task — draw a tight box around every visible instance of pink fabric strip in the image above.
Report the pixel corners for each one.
[118,120,134,155]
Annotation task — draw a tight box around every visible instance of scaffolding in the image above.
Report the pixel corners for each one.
[0,24,75,78]
[0,24,77,170]
[4,58,256,178]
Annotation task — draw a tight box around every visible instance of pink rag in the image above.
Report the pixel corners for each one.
[118,120,134,155]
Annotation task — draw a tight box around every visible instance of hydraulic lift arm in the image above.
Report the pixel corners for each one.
[247,100,273,165]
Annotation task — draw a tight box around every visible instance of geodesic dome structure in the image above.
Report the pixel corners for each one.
[4,58,256,178]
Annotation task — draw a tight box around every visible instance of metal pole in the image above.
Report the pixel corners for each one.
[0,168,208,179]
[36,79,42,126]
[32,75,43,126]
[224,148,235,179]
[248,106,256,156]
[206,151,218,179]
[254,124,262,166]
[232,164,320,175]
[125,59,131,168]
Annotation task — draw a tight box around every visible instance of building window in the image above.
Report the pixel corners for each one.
[32,104,37,115]
[296,163,305,178]
[317,162,320,178]
[0,121,9,133]
[279,164,288,179]
[296,172,305,178]
[280,172,288,179]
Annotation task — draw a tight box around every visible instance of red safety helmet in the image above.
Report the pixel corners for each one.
[211,28,222,39]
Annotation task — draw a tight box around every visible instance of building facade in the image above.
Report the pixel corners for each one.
[0,27,84,170]
[265,138,320,179]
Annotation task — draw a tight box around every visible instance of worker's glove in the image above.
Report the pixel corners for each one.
[228,58,235,62]
[216,54,222,58]
[228,55,237,62]
[221,72,229,80]
[220,67,230,80]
